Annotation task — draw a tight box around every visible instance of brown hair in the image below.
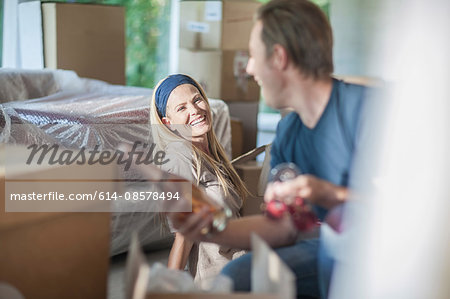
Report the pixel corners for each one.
[257,0,333,79]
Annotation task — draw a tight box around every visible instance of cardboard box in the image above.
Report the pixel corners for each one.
[230,117,244,159]
[179,49,260,102]
[180,0,261,50]
[235,160,264,216]
[42,3,125,85]
[235,161,262,195]
[125,234,288,299]
[232,144,271,216]
[227,101,259,153]
[0,200,111,299]
[0,146,114,298]
[146,294,276,299]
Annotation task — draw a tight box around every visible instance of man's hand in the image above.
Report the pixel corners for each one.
[265,174,348,209]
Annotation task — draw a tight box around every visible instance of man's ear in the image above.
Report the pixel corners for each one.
[272,44,288,71]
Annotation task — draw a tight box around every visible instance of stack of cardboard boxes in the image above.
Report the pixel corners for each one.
[42,2,126,85]
[178,0,261,157]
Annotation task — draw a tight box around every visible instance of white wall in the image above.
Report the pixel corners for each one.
[169,0,180,74]
[2,0,19,67]
[330,0,392,79]
[2,0,43,69]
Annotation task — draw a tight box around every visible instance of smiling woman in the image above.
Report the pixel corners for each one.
[161,84,211,151]
[149,74,249,282]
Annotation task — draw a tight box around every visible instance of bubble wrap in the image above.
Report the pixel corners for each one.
[0,69,232,256]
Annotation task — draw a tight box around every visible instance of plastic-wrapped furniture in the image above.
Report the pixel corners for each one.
[0,69,233,255]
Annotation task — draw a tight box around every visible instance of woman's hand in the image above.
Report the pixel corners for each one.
[167,206,214,242]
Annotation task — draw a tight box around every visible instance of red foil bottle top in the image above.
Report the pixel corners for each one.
[265,200,287,219]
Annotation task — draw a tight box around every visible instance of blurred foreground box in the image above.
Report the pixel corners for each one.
[127,234,290,299]
[147,294,275,298]
[0,146,115,299]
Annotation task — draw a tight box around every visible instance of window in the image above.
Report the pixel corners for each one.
[0,0,3,64]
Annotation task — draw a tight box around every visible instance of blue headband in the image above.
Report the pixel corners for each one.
[155,74,201,118]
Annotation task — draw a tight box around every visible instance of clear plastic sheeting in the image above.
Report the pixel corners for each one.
[0,69,59,103]
[0,69,232,256]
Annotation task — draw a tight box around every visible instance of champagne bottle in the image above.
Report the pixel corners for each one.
[265,163,318,231]
[177,183,232,233]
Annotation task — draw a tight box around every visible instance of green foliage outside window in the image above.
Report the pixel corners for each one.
[124,0,170,88]
[257,0,329,15]
[42,0,170,88]
[311,0,330,16]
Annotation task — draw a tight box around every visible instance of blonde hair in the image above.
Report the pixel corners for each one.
[150,74,248,200]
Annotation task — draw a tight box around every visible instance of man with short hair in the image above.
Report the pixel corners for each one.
[169,0,369,297]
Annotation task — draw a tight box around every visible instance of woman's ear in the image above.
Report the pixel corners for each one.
[161,117,176,132]
[161,117,171,125]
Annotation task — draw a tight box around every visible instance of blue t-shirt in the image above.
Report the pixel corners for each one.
[270,79,368,219]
